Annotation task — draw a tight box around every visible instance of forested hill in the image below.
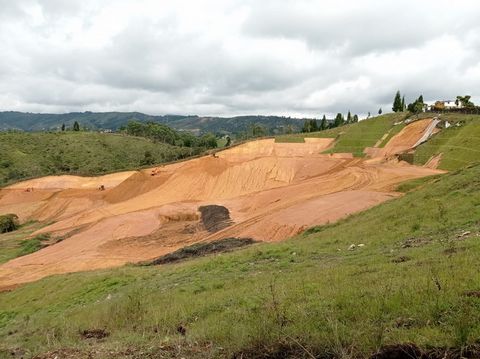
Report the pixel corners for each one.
[0,111,313,135]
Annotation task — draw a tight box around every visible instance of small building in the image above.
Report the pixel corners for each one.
[433,100,463,110]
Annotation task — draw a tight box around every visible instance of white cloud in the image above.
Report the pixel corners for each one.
[0,0,479,117]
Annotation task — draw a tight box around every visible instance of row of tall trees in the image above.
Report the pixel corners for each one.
[392,91,407,112]
[393,91,427,114]
[302,112,358,133]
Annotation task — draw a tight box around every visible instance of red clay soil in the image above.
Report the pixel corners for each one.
[0,129,444,289]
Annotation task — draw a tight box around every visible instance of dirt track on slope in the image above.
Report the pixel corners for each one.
[364,118,438,159]
[0,126,444,289]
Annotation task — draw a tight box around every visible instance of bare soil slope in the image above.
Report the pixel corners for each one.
[0,128,444,288]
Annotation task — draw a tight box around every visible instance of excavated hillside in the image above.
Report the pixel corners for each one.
[0,119,444,289]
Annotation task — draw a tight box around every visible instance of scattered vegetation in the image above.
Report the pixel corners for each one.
[0,222,46,264]
[16,233,50,257]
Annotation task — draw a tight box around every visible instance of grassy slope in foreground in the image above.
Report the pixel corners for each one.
[1,164,480,357]
[275,113,407,156]
[0,132,200,186]
[414,114,480,170]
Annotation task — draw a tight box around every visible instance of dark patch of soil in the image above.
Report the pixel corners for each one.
[31,343,222,359]
[393,317,416,328]
[423,345,480,359]
[371,343,422,359]
[401,237,431,248]
[80,329,109,340]
[198,205,233,233]
[2,348,28,358]
[150,237,256,265]
[443,246,466,255]
[33,349,86,359]
[392,256,411,263]
[371,343,480,359]
[463,290,480,298]
[181,223,199,234]
[22,342,480,359]
[232,341,329,359]
[176,325,187,336]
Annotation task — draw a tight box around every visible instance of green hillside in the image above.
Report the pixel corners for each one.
[414,114,480,170]
[0,132,201,187]
[277,113,480,164]
[276,113,407,156]
[1,166,479,357]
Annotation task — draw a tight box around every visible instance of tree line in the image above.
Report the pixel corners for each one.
[56,120,219,149]
[121,121,218,149]
[301,112,359,133]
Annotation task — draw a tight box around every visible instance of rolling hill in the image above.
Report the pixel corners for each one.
[0,112,479,358]
[0,131,202,187]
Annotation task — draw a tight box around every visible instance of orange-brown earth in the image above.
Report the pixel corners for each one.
[0,120,444,289]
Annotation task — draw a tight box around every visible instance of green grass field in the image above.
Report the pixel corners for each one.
[0,132,202,187]
[414,115,480,170]
[0,222,49,265]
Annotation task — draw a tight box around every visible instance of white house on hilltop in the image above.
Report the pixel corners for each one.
[433,100,464,110]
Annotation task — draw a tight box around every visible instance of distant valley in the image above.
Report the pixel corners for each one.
[0,111,318,136]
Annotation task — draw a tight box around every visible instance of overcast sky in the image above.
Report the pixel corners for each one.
[0,0,479,118]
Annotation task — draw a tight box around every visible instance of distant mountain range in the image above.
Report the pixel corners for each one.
[0,111,321,135]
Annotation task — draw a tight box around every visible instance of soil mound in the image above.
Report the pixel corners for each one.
[149,237,256,265]
[199,205,233,232]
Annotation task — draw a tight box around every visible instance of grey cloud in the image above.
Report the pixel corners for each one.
[243,0,480,56]
[0,0,479,117]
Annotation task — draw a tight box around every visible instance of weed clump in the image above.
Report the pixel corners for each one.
[0,214,19,233]
[17,233,51,257]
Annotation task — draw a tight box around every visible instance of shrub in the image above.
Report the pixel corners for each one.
[0,214,19,233]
